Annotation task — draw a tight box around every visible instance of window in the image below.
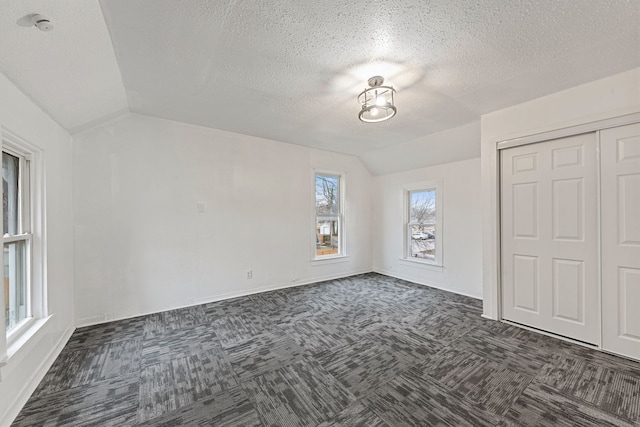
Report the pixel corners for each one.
[405,182,442,265]
[315,173,342,258]
[3,149,31,333]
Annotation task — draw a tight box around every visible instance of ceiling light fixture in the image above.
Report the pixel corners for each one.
[358,76,396,123]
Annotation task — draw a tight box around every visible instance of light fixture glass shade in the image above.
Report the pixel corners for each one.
[358,76,396,123]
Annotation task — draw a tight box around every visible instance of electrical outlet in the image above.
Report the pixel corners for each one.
[245,269,252,279]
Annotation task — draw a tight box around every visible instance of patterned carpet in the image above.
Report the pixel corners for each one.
[13,273,640,426]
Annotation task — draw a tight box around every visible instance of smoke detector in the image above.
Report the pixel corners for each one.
[17,13,54,32]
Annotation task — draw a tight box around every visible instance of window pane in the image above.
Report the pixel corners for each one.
[409,224,435,261]
[315,175,339,215]
[316,218,339,256]
[5,240,27,332]
[409,190,435,224]
[3,152,20,236]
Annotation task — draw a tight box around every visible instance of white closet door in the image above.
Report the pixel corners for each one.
[501,133,599,344]
[601,123,640,360]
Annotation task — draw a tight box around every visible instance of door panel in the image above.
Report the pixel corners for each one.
[552,178,583,241]
[513,255,539,313]
[618,174,640,245]
[513,183,538,238]
[501,132,599,344]
[552,144,583,169]
[601,123,640,360]
[552,258,584,323]
[619,268,640,339]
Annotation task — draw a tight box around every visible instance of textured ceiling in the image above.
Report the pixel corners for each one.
[0,1,639,160]
[100,0,640,156]
[0,0,128,132]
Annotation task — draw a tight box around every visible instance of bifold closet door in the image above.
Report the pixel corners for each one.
[501,132,599,344]
[601,123,640,360]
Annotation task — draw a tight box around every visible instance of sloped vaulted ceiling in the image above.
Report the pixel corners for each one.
[0,0,128,133]
[99,0,640,157]
[1,0,639,165]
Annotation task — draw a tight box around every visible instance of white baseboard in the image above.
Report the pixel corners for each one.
[194,269,374,305]
[373,267,483,300]
[1,325,74,427]
[76,269,374,328]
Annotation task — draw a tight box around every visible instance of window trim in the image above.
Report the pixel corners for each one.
[403,180,443,267]
[1,127,46,352]
[3,148,32,338]
[312,170,346,261]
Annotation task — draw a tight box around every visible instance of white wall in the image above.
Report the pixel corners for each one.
[0,73,74,425]
[372,157,482,299]
[73,114,372,325]
[360,121,481,176]
[481,67,640,319]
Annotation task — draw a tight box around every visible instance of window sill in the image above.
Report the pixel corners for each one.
[311,255,349,265]
[6,315,52,360]
[0,315,54,383]
[398,257,444,272]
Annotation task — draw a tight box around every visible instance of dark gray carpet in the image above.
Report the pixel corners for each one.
[12,273,640,426]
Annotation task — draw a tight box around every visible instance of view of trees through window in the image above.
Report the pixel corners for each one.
[315,174,340,257]
[409,189,436,260]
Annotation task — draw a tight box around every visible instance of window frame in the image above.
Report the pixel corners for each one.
[313,170,345,260]
[3,148,32,336]
[403,180,443,267]
[1,129,45,349]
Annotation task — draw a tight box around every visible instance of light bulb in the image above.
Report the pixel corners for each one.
[371,107,379,116]
[375,97,387,107]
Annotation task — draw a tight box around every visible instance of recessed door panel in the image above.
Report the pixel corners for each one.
[501,132,598,344]
[513,183,538,239]
[513,255,539,313]
[552,259,584,324]
[602,123,640,360]
[618,174,640,246]
[513,153,537,174]
[553,145,583,169]
[553,178,583,241]
[618,268,640,341]
[618,135,640,162]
